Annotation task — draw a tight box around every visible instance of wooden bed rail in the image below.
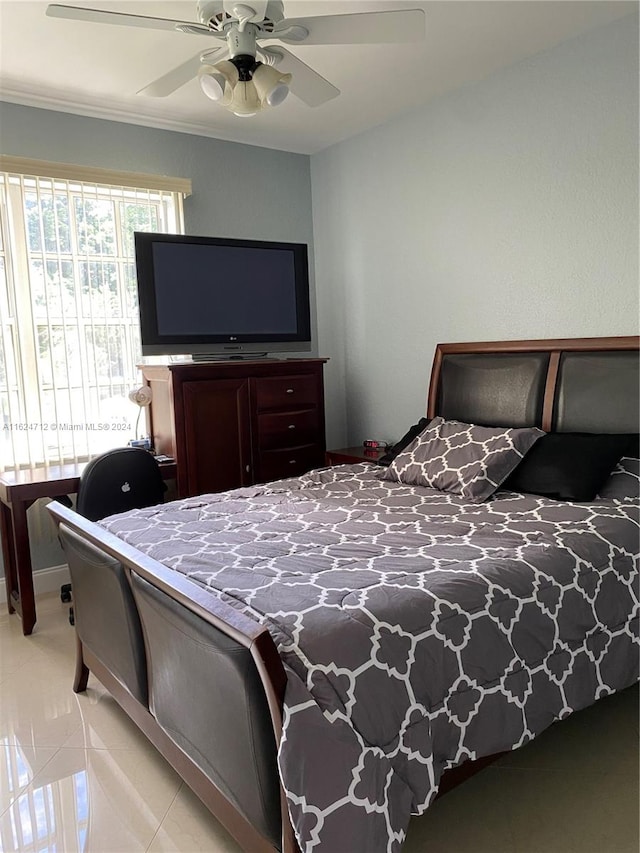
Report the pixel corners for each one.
[47,499,299,853]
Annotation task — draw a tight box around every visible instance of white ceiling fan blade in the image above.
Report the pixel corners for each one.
[46,4,213,36]
[137,50,225,98]
[268,47,339,107]
[222,1,269,23]
[274,9,425,45]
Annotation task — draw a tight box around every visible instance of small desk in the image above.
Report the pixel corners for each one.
[0,460,176,636]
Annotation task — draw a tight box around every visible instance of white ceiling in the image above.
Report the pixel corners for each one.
[0,0,636,154]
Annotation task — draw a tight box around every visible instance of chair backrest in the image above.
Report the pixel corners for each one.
[77,447,166,521]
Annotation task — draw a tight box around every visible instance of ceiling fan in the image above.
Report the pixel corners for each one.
[46,1,425,117]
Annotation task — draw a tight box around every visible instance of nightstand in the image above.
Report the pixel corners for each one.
[325,446,386,466]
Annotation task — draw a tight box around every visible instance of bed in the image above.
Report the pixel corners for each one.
[47,335,639,853]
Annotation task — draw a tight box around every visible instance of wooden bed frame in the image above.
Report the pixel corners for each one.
[47,335,639,853]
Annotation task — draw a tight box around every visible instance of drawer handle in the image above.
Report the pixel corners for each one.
[286,388,294,394]
[288,424,296,430]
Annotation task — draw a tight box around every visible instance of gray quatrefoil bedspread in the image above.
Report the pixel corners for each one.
[100,463,640,853]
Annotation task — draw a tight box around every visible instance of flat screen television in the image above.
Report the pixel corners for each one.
[134,232,312,359]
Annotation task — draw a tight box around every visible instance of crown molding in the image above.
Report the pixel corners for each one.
[0,87,300,154]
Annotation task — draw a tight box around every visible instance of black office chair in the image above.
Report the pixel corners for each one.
[61,447,166,623]
[76,446,166,521]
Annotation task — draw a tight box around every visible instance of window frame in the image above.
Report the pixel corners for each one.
[0,158,191,470]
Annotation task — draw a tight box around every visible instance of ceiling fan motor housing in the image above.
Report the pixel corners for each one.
[226,23,258,58]
[197,0,284,33]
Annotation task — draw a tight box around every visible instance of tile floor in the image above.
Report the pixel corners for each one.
[0,593,638,853]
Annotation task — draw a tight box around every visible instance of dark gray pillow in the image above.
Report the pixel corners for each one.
[596,457,640,501]
[379,416,544,503]
[502,433,637,501]
[378,417,431,466]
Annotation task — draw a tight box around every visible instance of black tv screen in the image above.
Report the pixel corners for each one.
[134,232,311,358]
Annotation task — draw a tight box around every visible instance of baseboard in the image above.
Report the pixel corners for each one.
[0,563,70,606]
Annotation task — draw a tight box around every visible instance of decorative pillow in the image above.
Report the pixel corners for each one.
[502,433,638,502]
[379,416,544,502]
[378,417,431,466]
[596,456,640,501]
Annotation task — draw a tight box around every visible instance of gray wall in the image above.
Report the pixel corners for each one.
[311,15,639,448]
[0,104,314,573]
[0,102,314,245]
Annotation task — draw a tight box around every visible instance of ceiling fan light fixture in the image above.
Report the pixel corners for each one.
[229,80,261,116]
[198,59,238,101]
[198,70,225,101]
[265,82,289,107]
[252,62,291,106]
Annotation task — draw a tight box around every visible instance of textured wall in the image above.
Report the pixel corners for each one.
[0,102,313,244]
[311,15,639,448]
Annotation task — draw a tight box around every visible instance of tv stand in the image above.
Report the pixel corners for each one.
[140,359,327,498]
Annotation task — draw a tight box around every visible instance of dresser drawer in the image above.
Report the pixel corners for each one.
[254,374,318,411]
[257,445,324,483]
[258,409,320,450]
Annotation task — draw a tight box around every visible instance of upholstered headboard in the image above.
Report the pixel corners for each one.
[427,336,640,434]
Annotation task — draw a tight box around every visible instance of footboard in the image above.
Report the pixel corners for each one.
[47,500,298,853]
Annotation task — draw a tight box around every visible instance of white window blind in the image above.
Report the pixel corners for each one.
[0,160,189,471]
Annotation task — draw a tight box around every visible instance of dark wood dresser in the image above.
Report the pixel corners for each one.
[141,359,327,497]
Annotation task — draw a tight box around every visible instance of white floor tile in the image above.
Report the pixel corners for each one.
[146,783,242,853]
[0,593,638,853]
[0,743,58,813]
[61,690,156,751]
[0,744,183,853]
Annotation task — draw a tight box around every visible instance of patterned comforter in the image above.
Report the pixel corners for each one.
[99,463,640,853]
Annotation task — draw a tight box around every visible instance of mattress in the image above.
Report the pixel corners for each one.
[99,462,640,852]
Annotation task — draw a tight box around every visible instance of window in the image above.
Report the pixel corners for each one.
[0,158,190,469]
